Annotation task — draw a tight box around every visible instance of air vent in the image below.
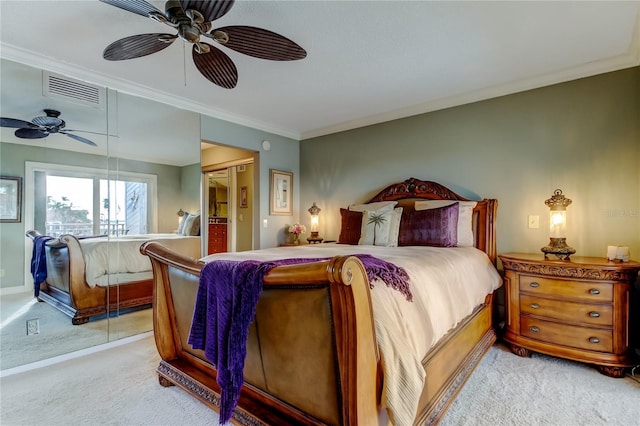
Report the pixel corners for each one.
[43,72,105,109]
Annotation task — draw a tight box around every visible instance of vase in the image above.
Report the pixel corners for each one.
[292,233,300,244]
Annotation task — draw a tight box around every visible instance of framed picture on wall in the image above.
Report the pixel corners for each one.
[269,169,293,216]
[0,176,22,223]
[240,186,248,208]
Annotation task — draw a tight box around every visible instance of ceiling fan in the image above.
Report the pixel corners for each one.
[99,0,307,89]
[0,109,98,147]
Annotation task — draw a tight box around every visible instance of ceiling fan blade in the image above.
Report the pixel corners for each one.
[192,44,238,89]
[60,132,98,147]
[1,118,36,129]
[15,128,48,139]
[211,26,307,61]
[104,33,178,61]
[180,0,234,23]
[99,0,164,18]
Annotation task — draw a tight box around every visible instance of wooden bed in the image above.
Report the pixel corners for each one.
[26,231,200,325]
[141,178,499,425]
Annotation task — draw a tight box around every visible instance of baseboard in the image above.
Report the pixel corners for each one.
[0,330,153,378]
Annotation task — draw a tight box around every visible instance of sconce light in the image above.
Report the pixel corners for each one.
[307,202,323,244]
[541,189,575,260]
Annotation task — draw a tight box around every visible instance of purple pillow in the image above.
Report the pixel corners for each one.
[398,202,459,247]
[337,208,363,245]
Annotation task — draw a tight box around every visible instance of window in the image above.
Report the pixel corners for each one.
[26,162,157,237]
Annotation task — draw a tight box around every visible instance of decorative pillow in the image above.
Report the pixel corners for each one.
[337,208,363,245]
[398,203,459,247]
[414,200,477,246]
[348,200,397,212]
[359,205,402,247]
[181,213,201,236]
[386,207,403,247]
[177,211,189,234]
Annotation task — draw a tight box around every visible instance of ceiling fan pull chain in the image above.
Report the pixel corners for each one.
[183,41,187,87]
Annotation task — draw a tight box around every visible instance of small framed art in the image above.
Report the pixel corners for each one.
[0,176,22,223]
[240,186,248,208]
[269,169,293,216]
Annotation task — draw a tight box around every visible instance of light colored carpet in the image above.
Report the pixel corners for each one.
[0,292,152,370]
[440,344,640,426]
[1,337,638,426]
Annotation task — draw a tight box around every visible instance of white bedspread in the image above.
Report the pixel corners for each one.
[81,234,200,287]
[202,243,502,426]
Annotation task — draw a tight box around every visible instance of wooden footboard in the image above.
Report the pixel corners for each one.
[142,241,379,425]
[26,231,153,325]
[141,242,497,425]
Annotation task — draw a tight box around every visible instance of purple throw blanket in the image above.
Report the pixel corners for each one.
[30,235,53,297]
[188,254,410,425]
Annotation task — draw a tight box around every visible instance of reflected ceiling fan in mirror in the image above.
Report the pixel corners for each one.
[99,0,307,89]
[0,109,98,147]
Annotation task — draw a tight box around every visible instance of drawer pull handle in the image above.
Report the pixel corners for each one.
[529,326,540,333]
[589,311,600,318]
[530,303,540,309]
[589,289,600,295]
[589,337,600,344]
[529,282,540,288]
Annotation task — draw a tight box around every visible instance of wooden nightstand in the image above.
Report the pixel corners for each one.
[499,253,640,378]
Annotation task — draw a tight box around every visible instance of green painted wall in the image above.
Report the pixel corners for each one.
[200,115,300,248]
[0,142,199,291]
[300,67,640,259]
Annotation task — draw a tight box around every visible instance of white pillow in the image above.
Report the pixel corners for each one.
[386,207,403,247]
[414,200,477,246]
[181,213,201,236]
[177,211,189,234]
[358,205,401,247]
[348,201,397,212]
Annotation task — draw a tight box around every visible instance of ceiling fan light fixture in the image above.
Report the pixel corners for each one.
[212,30,229,45]
[194,42,211,54]
[185,9,205,25]
[99,0,307,88]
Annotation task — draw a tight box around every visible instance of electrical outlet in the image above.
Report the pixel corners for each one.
[26,319,40,336]
[528,215,539,229]
[0,269,4,277]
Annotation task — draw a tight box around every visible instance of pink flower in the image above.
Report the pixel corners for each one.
[288,223,306,235]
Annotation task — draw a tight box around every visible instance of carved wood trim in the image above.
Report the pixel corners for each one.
[157,361,266,426]
[368,177,469,202]
[500,259,639,281]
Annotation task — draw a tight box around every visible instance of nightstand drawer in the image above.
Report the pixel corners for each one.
[520,317,613,352]
[520,294,613,326]
[519,275,612,302]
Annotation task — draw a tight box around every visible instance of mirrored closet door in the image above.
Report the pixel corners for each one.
[0,58,202,370]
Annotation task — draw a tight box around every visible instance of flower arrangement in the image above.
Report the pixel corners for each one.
[289,223,306,235]
[288,223,306,244]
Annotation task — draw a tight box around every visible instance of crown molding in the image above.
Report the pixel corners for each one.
[0,43,301,141]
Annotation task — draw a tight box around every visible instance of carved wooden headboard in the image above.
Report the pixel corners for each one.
[367,177,498,265]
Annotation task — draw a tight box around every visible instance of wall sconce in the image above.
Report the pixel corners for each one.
[307,202,323,244]
[541,189,575,260]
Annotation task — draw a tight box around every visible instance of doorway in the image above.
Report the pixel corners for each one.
[201,143,256,254]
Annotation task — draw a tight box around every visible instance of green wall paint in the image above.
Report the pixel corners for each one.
[200,115,299,248]
[300,67,639,258]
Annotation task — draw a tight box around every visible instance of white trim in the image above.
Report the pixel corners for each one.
[0,43,299,140]
[0,331,152,378]
[0,285,30,296]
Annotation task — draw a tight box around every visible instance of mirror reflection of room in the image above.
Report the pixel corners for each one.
[0,59,201,371]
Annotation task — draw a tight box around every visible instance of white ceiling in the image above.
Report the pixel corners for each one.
[1,0,639,142]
